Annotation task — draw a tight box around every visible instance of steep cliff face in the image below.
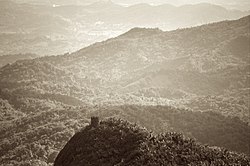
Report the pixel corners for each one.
[54,118,250,166]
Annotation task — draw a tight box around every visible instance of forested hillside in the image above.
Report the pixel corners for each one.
[55,118,250,166]
[0,16,250,165]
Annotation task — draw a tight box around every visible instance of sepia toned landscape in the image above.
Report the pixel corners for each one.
[0,0,250,165]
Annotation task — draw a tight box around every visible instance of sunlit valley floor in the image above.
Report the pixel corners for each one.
[0,2,250,165]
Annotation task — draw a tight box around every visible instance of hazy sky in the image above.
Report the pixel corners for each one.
[13,0,250,11]
[113,0,249,5]
[113,0,250,10]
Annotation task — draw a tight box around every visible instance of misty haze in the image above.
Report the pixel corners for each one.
[0,0,250,166]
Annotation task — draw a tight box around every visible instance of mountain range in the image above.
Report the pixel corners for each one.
[11,0,250,11]
[0,0,249,57]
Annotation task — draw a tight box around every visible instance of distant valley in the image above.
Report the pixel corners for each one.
[0,0,249,58]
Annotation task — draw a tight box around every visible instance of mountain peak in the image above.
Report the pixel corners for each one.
[129,3,152,9]
[180,2,228,11]
[88,0,121,8]
[120,27,163,38]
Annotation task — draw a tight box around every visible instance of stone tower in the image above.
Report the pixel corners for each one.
[91,117,99,128]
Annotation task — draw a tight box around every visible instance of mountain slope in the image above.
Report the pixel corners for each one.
[54,15,250,96]
[54,118,250,166]
[0,16,249,121]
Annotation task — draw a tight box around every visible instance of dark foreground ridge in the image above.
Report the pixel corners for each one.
[54,118,250,166]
